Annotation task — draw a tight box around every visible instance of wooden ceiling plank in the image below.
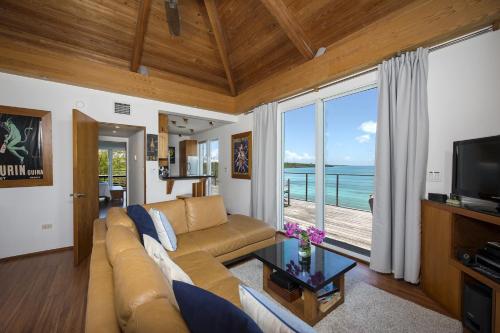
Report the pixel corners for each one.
[203,0,237,96]
[0,35,236,113]
[236,0,500,113]
[259,0,314,59]
[131,0,153,72]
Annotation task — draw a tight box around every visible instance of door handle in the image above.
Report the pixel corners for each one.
[70,193,87,198]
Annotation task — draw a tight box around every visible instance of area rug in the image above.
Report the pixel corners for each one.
[230,259,462,333]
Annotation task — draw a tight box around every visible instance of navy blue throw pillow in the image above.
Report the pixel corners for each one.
[173,281,262,333]
[126,205,160,244]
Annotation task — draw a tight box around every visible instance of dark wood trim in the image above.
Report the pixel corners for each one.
[0,246,73,263]
[131,0,152,72]
[259,0,314,59]
[0,105,53,188]
[203,0,237,96]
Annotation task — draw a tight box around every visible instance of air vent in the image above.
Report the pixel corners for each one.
[114,102,130,115]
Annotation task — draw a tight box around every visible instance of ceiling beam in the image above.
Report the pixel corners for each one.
[130,0,152,72]
[203,0,237,96]
[0,35,236,113]
[237,0,500,113]
[259,0,314,59]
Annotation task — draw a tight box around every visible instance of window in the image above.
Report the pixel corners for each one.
[279,72,377,256]
[198,139,219,195]
[98,148,127,188]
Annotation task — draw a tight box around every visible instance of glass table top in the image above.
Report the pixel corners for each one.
[252,238,356,292]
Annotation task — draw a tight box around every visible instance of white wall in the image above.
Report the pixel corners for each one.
[192,113,253,215]
[426,30,500,195]
[0,72,237,259]
[167,134,191,177]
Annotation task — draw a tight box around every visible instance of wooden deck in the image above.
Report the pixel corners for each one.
[284,200,372,250]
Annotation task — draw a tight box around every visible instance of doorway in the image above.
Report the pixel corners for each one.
[98,122,146,218]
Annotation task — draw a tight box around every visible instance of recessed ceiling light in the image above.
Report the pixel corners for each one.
[115,125,120,129]
[315,47,326,58]
[112,130,117,134]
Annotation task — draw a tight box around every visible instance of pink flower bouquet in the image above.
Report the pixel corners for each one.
[284,222,326,245]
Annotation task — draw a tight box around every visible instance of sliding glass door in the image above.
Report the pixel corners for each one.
[282,104,319,231]
[323,88,377,253]
[198,139,219,195]
[279,72,377,256]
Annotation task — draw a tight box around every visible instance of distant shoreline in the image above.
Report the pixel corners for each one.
[284,162,374,168]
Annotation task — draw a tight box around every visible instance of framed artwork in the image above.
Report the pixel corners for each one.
[231,131,252,179]
[169,146,175,164]
[0,105,53,188]
[146,134,158,161]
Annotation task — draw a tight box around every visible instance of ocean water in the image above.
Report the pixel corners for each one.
[284,165,374,211]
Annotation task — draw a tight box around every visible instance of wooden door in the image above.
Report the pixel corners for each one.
[72,109,99,265]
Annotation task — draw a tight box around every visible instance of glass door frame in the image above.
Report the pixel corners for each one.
[198,138,219,195]
[277,71,378,236]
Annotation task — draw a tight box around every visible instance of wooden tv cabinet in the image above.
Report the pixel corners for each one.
[421,200,500,331]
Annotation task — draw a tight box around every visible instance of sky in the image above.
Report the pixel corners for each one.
[284,87,378,166]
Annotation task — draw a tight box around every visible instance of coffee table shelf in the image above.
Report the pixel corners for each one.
[253,238,356,326]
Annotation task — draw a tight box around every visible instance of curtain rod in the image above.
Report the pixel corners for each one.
[245,25,493,114]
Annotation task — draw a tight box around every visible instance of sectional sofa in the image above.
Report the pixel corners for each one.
[85,195,276,332]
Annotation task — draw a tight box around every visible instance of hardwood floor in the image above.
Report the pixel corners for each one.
[0,246,452,332]
[0,250,89,333]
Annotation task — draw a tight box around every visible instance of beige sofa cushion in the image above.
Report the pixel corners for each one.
[86,242,120,333]
[178,224,246,257]
[173,251,233,289]
[184,195,228,232]
[93,219,107,245]
[125,298,189,333]
[106,207,138,235]
[227,214,276,246]
[113,247,170,330]
[143,200,189,235]
[106,226,141,266]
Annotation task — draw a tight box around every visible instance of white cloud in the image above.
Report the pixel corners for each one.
[285,150,314,163]
[344,156,352,161]
[355,134,370,143]
[359,121,377,134]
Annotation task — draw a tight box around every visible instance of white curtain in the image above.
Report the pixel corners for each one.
[370,48,429,283]
[251,102,278,227]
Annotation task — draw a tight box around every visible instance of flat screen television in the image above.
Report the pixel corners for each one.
[452,135,500,213]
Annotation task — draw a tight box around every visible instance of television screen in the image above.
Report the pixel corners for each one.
[453,135,500,203]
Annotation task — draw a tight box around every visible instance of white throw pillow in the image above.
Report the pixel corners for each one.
[143,234,192,309]
[149,208,177,251]
[239,284,316,333]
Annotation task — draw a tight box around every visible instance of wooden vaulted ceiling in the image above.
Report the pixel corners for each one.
[0,0,499,114]
[0,0,412,95]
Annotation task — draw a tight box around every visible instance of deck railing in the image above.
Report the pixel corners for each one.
[99,175,127,187]
[283,172,374,212]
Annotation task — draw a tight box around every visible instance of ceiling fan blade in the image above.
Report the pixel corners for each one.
[164,0,180,36]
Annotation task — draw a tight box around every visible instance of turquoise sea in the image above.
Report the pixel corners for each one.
[284,165,374,211]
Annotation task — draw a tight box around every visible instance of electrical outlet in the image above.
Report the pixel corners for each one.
[41,224,52,230]
[427,171,442,182]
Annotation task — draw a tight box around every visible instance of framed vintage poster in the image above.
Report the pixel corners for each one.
[146,134,158,161]
[231,131,252,179]
[0,105,53,188]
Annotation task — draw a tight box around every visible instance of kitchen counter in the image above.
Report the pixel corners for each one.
[160,175,215,194]
[159,175,215,181]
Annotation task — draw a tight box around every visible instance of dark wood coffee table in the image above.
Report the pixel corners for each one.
[253,238,356,325]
